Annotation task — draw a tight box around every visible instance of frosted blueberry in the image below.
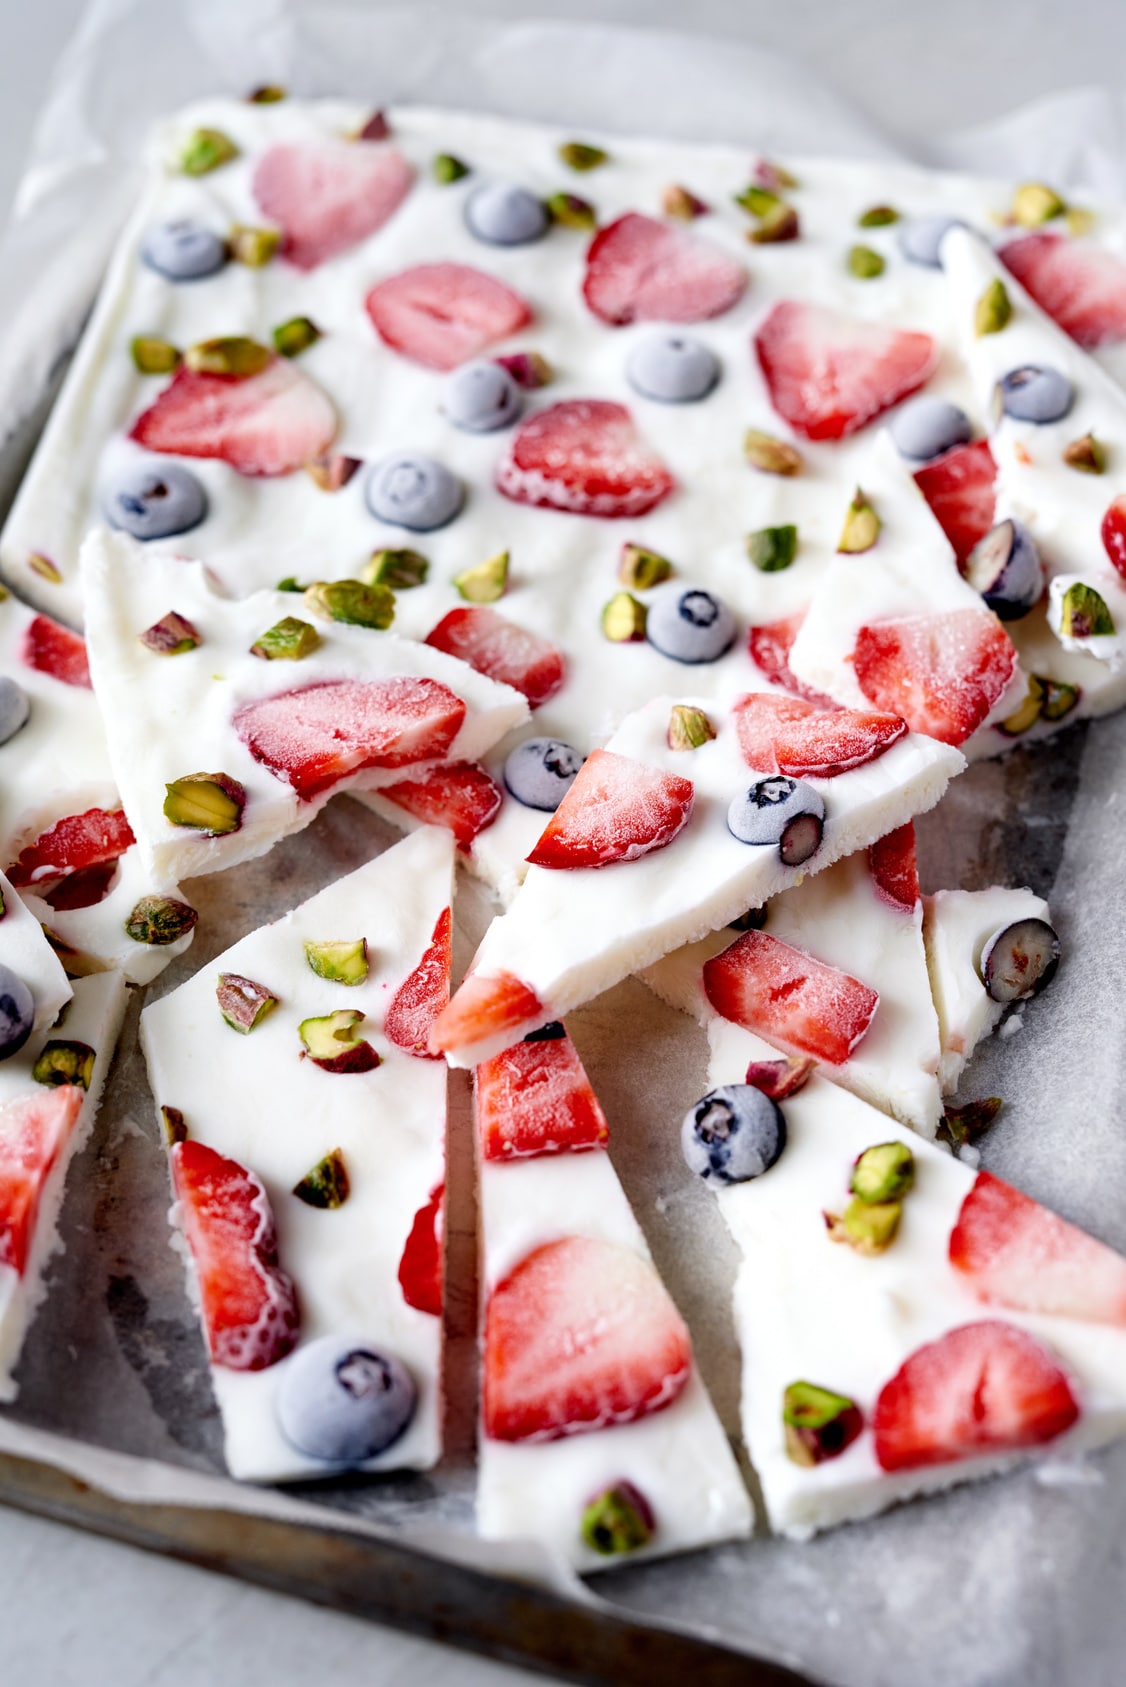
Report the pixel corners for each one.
[646,583,736,664]
[276,1335,417,1464]
[365,454,464,530]
[0,965,35,1062]
[0,676,30,747]
[889,396,973,462]
[965,519,1043,621]
[443,361,524,433]
[102,462,208,541]
[504,736,584,811]
[465,182,549,247]
[898,214,965,268]
[626,333,720,404]
[727,776,825,867]
[998,365,1074,425]
[681,1084,786,1184]
[141,219,228,281]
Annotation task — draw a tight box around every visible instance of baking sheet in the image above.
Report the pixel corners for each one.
[1,5,1125,1684]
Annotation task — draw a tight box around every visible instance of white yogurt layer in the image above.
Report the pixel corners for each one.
[139,826,454,1482]
[0,870,72,1036]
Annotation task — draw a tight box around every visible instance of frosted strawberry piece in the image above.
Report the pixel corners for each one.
[171,1139,299,1372]
[913,439,997,565]
[425,607,565,708]
[476,1032,609,1160]
[365,263,532,371]
[378,761,503,850]
[754,301,938,441]
[0,1089,82,1274]
[703,928,879,1065]
[852,608,1018,745]
[130,356,337,478]
[429,970,544,1058]
[950,1172,1126,1324]
[733,691,906,778]
[252,137,413,269]
[868,822,920,912]
[1000,231,1126,350]
[526,749,694,870]
[483,1235,692,1442]
[582,211,747,326]
[873,1321,1079,1473]
[747,612,835,705]
[384,906,451,1059]
[398,1183,444,1317]
[495,399,675,519]
[6,806,135,890]
[20,614,91,689]
[1102,495,1126,582]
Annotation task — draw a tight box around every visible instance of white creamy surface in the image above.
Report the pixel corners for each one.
[0,869,71,1035]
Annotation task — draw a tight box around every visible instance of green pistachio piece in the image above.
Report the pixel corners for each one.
[748,202,800,244]
[163,772,246,835]
[293,1147,351,1209]
[559,141,608,171]
[272,315,321,357]
[28,554,62,585]
[667,704,716,751]
[744,428,802,477]
[837,489,881,553]
[1041,676,1082,721]
[1012,181,1066,227]
[276,576,310,593]
[756,159,800,190]
[618,543,673,590]
[361,548,429,590]
[180,128,239,176]
[735,184,780,218]
[1058,580,1115,639]
[975,278,1013,336]
[298,1009,381,1074]
[230,225,280,267]
[131,336,181,375]
[747,524,798,572]
[496,351,553,389]
[160,1105,188,1145]
[139,611,201,655]
[185,336,272,378]
[124,895,199,946]
[743,1054,816,1100]
[858,204,899,227]
[453,549,509,604]
[1066,206,1097,236]
[827,1197,903,1255]
[248,84,286,103]
[545,191,597,230]
[433,152,470,184]
[303,938,369,986]
[997,675,1046,737]
[1063,432,1106,474]
[601,591,648,642]
[938,1095,1002,1151]
[217,972,278,1034]
[305,454,361,492]
[32,1040,95,1090]
[850,1141,915,1204]
[580,1483,654,1556]
[250,616,321,660]
[303,578,395,630]
[661,183,708,220]
[847,243,885,280]
[783,1381,863,1467]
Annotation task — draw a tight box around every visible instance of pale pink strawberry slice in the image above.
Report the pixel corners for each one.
[754,301,938,441]
[7,807,135,890]
[425,607,565,708]
[483,1235,692,1442]
[526,749,694,870]
[1102,495,1126,583]
[703,928,878,1065]
[365,263,532,372]
[0,1089,83,1274]
[233,677,466,801]
[398,1182,443,1317]
[852,608,1018,746]
[170,1139,299,1371]
[252,137,413,270]
[950,1171,1126,1324]
[914,439,997,566]
[582,211,747,326]
[733,691,906,778]
[476,1030,609,1161]
[378,761,502,850]
[873,1321,1079,1473]
[1000,231,1126,349]
[20,614,91,689]
[868,822,920,912]
[130,355,337,478]
[429,970,545,1059]
[747,612,835,705]
[383,906,451,1060]
[496,399,674,519]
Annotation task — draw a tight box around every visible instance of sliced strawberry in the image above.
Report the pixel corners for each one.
[483,1235,691,1442]
[398,1182,443,1317]
[7,807,135,890]
[914,439,997,565]
[852,609,1018,746]
[252,137,413,270]
[582,211,747,326]
[233,677,466,800]
[425,607,565,708]
[496,399,674,519]
[20,614,91,689]
[703,928,879,1065]
[1101,495,1126,583]
[170,1139,299,1372]
[130,355,337,478]
[476,1031,609,1161]
[754,301,938,441]
[365,263,532,372]
[383,906,451,1060]
[747,611,835,705]
[733,691,906,778]
[379,761,502,850]
[869,822,920,912]
[873,1321,1079,1473]
[0,1089,83,1274]
[428,970,544,1058]
[1000,231,1126,350]
[526,749,694,870]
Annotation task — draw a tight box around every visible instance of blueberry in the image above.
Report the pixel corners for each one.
[0,676,30,747]
[504,736,584,810]
[102,462,208,541]
[898,214,965,268]
[888,396,973,462]
[141,219,228,281]
[465,182,549,247]
[681,1083,785,1184]
[275,1334,417,1464]
[626,333,720,404]
[728,776,826,867]
[365,454,464,531]
[964,518,1043,621]
[645,584,736,665]
[443,361,523,433]
[0,965,35,1062]
[980,917,1060,1004]
[998,365,1074,425]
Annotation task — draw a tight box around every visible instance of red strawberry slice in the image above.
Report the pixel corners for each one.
[428,970,544,1058]
[852,608,1018,746]
[1101,495,1126,583]
[873,1321,1079,1473]
[526,749,694,871]
[496,399,674,519]
[365,263,532,372]
[398,1182,443,1317]
[754,301,939,441]
[379,761,502,850]
[1000,232,1126,349]
[582,211,747,326]
[747,611,835,706]
[252,137,413,270]
[914,439,997,566]
[20,614,91,689]
[476,1031,609,1161]
[483,1235,692,1442]
[733,691,906,778]
[869,822,920,912]
[233,677,466,801]
[950,1171,1126,1325]
[703,928,878,1065]
[383,906,451,1060]
[170,1139,299,1372]
[130,355,337,478]
[7,807,135,890]
[425,607,564,708]
[0,1089,83,1274]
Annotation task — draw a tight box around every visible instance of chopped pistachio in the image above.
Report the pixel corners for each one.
[305,453,361,492]
[826,1197,903,1255]
[601,591,647,642]
[131,336,181,375]
[293,1148,351,1209]
[938,1095,1002,1151]
[124,895,198,947]
[850,1141,915,1204]
[229,225,280,267]
[303,578,395,630]
[276,576,310,593]
[749,202,800,244]
[837,488,881,553]
[32,1040,95,1090]
[747,524,798,572]
[494,351,553,390]
[247,84,286,103]
[356,111,390,141]
[28,553,63,585]
[667,704,716,751]
[217,972,278,1034]
[735,184,780,218]
[743,1054,816,1100]
[1059,580,1115,639]
[661,183,708,220]
[744,428,802,477]
[975,278,1013,336]
[559,140,608,171]
[998,675,1046,737]
[580,1483,654,1556]
[272,315,321,357]
[180,128,239,176]
[250,616,321,661]
[618,542,673,590]
[1066,205,1097,237]
[433,152,470,184]
[1041,676,1082,721]
[858,204,899,227]
[160,1105,188,1145]
[362,548,429,590]
[754,158,799,191]
[163,772,246,835]
[303,938,369,986]
[185,336,272,378]
[139,611,201,655]
[1063,432,1106,474]
[1012,181,1066,227]
[545,191,597,230]
[453,549,509,604]
[298,1009,381,1073]
[847,243,885,280]
[783,1381,863,1467]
